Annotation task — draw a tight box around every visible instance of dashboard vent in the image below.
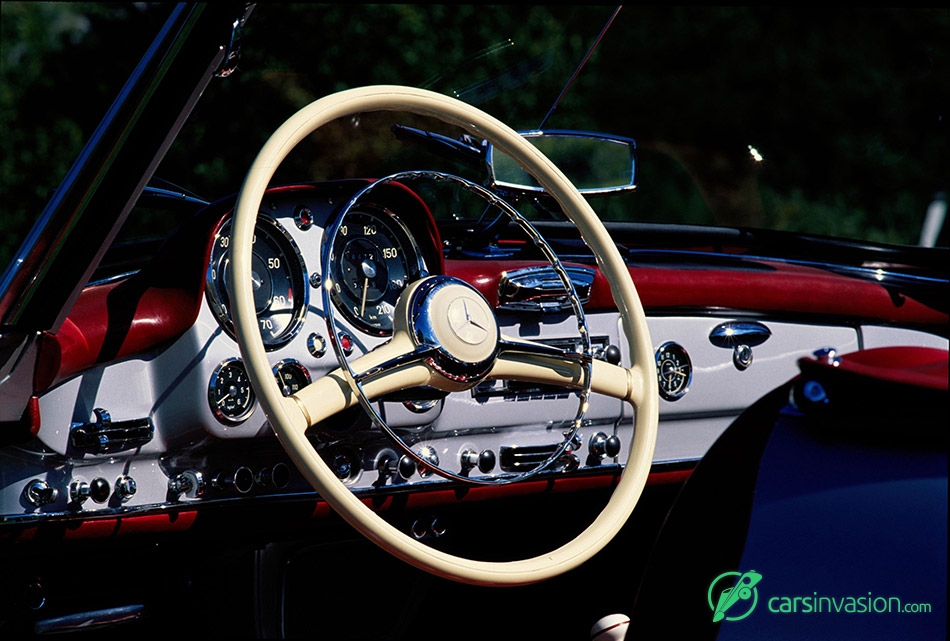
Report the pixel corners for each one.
[499,443,560,472]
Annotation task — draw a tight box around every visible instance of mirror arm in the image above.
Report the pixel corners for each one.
[391,125,485,170]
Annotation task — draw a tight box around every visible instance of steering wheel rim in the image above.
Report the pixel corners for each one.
[230,85,658,586]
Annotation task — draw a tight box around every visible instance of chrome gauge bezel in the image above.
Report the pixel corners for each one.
[206,214,309,350]
[208,358,257,424]
[272,359,312,397]
[327,205,426,336]
[655,341,692,401]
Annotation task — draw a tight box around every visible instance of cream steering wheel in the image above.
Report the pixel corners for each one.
[230,86,658,587]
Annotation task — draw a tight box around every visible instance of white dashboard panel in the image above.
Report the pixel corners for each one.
[861,325,948,351]
[646,317,860,462]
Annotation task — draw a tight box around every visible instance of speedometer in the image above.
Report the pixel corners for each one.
[206,215,308,349]
[329,207,425,334]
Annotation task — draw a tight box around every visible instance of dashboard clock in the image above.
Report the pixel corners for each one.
[655,342,692,401]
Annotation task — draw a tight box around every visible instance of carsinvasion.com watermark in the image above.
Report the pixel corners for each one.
[767,592,933,615]
[708,570,933,624]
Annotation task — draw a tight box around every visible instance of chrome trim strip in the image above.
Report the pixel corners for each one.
[0,464,630,527]
[34,605,145,635]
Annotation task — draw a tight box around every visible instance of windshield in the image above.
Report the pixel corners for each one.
[3,4,948,269]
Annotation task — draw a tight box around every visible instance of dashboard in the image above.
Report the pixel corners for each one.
[1,179,947,528]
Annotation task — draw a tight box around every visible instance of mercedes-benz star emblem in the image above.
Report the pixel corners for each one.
[446,297,490,345]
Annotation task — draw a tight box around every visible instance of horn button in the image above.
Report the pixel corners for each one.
[407,276,499,383]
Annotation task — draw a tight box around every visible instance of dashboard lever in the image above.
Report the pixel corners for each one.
[70,408,153,454]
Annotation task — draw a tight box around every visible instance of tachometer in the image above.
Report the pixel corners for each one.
[329,207,425,334]
[207,215,308,349]
[208,358,256,424]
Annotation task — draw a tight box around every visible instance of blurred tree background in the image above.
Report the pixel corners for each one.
[2,3,948,270]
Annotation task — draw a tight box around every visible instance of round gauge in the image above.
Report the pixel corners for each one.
[655,342,692,401]
[329,207,425,334]
[206,215,308,350]
[209,358,256,424]
[273,359,312,397]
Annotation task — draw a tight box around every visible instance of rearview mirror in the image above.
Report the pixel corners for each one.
[488,130,637,196]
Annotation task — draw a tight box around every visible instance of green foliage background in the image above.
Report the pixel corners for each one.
[2,4,948,269]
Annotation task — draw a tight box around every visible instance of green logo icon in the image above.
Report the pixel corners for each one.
[708,570,762,622]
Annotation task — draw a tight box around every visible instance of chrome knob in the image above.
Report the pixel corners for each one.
[733,344,754,370]
[307,333,326,358]
[69,479,91,504]
[558,453,580,472]
[115,475,137,501]
[167,470,205,500]
[417,446,440,478]
[23,480,59,507]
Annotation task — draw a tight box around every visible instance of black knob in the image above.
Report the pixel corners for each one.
[378,454,415,481]
[23,580,46,610]
[461,448,496,474]
[604,344,622,365]
[477,449,496,473]
[589,432,622,460]
[604,435,622,458]
[331,451,358,480]
[398,455,417,480]
[89,478,111,503]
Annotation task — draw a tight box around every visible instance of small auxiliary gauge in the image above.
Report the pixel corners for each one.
[209,358,256,424]
[273,359,312,397]
[655,342,692,401]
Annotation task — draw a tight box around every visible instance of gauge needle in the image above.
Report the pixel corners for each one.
[360,277,369,316]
